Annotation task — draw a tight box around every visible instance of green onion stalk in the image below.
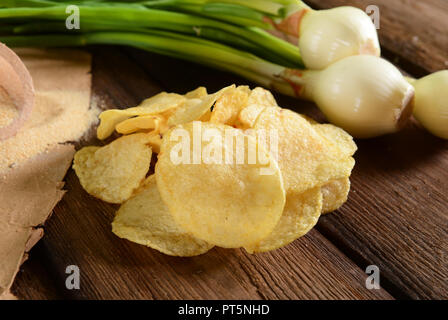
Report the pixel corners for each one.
[137,0,382,69]
[0,1,304,68]
[1,0,382,69]
[0,30,416,138]
[0,30,298,96]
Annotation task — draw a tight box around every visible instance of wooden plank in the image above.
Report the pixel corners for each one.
[305,0,448,75]
[5,0,445,301]
[316,123,448,299]
[29,47,392,299]
[11,243,64,300]
[13,1,448,300]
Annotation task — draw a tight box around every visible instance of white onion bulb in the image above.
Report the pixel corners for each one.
[299,7,380,70]
[412,70,448,139]
[301,55,414,138]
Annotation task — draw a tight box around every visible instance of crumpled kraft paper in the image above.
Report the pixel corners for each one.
[0,144,75,296]
[0,48,93,297]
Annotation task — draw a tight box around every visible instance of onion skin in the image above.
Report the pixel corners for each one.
[412,71,448,140]
[299,7,380,70]
[0,42,34,141]
[305,55,414,138]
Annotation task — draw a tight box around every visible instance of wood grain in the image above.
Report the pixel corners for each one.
[10,243,65,300]
[21,47,392,300]
[306,0,448,75]
[11,1,448,300]
[316,123,448,299]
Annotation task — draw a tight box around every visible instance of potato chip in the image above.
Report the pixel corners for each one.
[97,111,130,140]
[297,115,357,157]
[233,87,278,129]
[321,177,351,214]
[235,104,267,129]
[166,98,203,126]
[185,86,207,99]
[167,85,234,126]
[313,123,357,157]
[112,175,213,256]
[146,132,163,154]
[138,92,186,112]
[309,123,355,213]
[199,109,212,122]
[245,187,322,253]
[253,107,355,194]
[155,121,285,248]
[115,115,160,135]
[73,133,152,203]
[97,92,185,139]
[242,86,252,95]
[247,87,278,108]
[210,86,249,126]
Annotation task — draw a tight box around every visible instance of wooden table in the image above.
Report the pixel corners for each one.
[10,0,448,300]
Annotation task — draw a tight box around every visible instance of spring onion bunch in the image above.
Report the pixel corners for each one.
[0,0,304,67]
[2,0,442,139]
[1,0,381,69]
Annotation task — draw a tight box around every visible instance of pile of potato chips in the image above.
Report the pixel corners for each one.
[73,85,357,256]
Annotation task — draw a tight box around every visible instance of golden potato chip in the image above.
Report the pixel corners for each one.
[233,87,279,129]
[298,123,355,213]
[313,123,357,157]
[146,132,163,153]
[112,175,213,257]
[239,85,252,95]
[167,85,234,126]
[138,92,186,112]
[185,86,207,99]
[115,115,160,135]
[166,98,203,126]
[321,177,351,214]
[235,104,267,129]
[198,109,212,122]
[97,111,130,140]
[253,107,355,194]
[245,187,322,253]
[247,87,278,108]
[155,121,285,248]
[97,92,185,139]
[73,133,152,203]
[210,86,249,125]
